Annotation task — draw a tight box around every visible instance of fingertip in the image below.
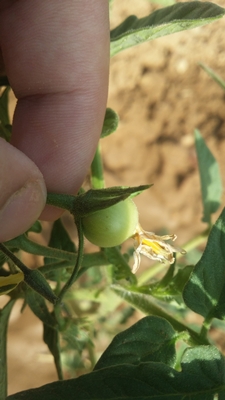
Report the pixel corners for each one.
[0,138,47,241]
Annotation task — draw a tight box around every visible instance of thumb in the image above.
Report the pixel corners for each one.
[0,138,46,242]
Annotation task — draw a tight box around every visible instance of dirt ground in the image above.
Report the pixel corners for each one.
[5,0,225,395]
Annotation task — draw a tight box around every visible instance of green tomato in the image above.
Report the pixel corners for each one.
[81,198,138,247]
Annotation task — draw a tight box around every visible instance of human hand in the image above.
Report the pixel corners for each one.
[0,0,109,242]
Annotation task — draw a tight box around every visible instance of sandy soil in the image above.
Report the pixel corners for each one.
[5,0,225,395]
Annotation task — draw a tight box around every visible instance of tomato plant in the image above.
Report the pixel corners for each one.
[1,1,225,400]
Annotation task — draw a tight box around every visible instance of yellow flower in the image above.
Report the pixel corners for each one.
[132,224,186,273]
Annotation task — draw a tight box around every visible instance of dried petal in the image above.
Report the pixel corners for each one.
[132,224,185,273]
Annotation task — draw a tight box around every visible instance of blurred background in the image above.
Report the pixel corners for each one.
[4,0,225,394]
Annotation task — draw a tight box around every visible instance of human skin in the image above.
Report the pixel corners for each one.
[0,0,109,242]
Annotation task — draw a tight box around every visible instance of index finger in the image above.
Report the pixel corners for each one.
[0,0,109,220]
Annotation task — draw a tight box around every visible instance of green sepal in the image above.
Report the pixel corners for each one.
[47,184,151,218]
[22,268,58,305]
[72,185,151,218]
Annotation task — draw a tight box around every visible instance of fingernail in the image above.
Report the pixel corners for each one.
[0,178,46,242]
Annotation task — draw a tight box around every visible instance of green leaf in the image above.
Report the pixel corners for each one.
[94,316,177,370]
[27,220,42,233]
[5,233,109,279]
[134,265,194,304]
[25,288,57,328]
[22,268,58,305]
[44,219,76,281]
[110,2,225,56]
[0,243,58,304]
[45,219,76,261]
[170,265,194,294]
[147,0,176,5]
[183,208,225,321]
[103,247,137,284]
[0,87,10,126]
[195,129,222,224]
[111,284,207,345]
[200,63,225,91]
[101,108,119,138]
[43,312,63,380]
[0,87,11,141]
[7,346,225,399]
[0,299,16,400]
[6,234,76,262]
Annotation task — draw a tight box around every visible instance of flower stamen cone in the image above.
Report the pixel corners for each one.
[132,223,186,273]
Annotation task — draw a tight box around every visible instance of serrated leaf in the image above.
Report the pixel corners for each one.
[0,243,58,304]
[195,129,222,224]
[45,219,76,261]
[94,316,177,370]
[103,247,137,284]
[183,208,225,320]
[200,63,225,91]
[0,299,16,400]
[25,288,57,328]
[43,312,63,380]
[111,284,206,345]
[7,346,225,400]
[44,219,76,281]
[22,268,58,305]
[101,108,119,138]
[110,2,225,56]
[6,234,76,262]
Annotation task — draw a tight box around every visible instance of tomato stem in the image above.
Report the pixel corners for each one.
[91,143,105,189]
[46,193,75,212]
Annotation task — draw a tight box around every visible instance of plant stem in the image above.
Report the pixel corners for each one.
[138,229,209,285]
[46,193,75,212]
[91,143,105,189]
[199,316,213,342]
[0,243,31,275]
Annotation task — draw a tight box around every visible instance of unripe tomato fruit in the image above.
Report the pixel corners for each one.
[81,198,138,247]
